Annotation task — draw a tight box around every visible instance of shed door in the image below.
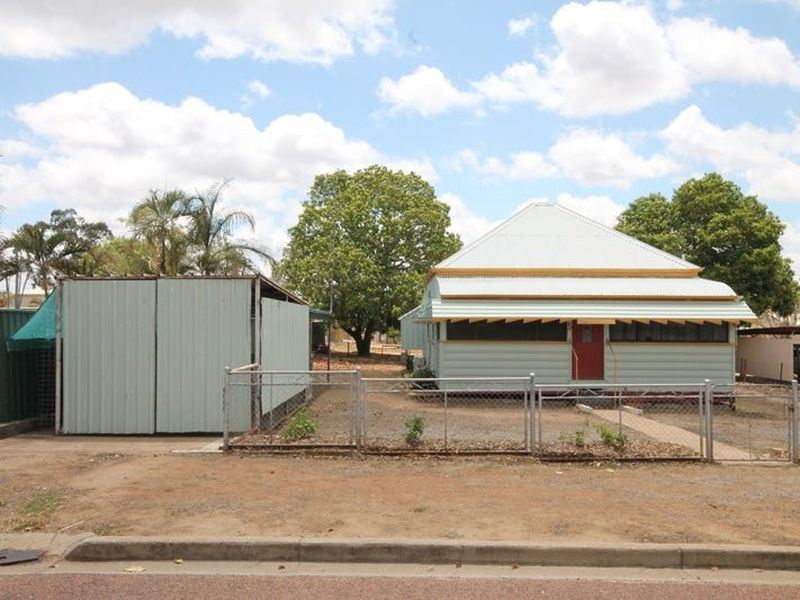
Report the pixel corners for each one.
[572,323,604,380]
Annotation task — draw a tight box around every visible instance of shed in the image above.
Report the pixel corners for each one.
[0,309,38,423]
[56,276,310,434]
[402,202,757,386]
[736,327,800,382]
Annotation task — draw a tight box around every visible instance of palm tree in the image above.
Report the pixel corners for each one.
[128,190,188,275]
[181,181,274,275]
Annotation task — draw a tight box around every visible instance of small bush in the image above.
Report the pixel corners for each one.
[405,415,424,446]
[595,424,628,452]
[284,408,317,440]
[411,367,437,390]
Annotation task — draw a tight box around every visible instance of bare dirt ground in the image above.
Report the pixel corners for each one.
[3,432,800,545]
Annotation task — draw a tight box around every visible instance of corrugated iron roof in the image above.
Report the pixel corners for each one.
[430,298,756,323]
[435,202,698,272]
[435,276,736,299]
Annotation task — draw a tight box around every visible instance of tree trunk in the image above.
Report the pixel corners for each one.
[348,329,373,356]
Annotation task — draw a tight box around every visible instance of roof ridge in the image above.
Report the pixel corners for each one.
[436,201,542,268]
[549,203,697,270]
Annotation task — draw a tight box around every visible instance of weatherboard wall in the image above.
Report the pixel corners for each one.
[604,343,735,385]
[438,341,572,384]
[62,280,157,434]
[155,279,252,433]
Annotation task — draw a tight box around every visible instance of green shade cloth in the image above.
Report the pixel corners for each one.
[7,292,56,351]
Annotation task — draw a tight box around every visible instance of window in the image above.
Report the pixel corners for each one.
[447,320,567,341]
[609,322,728,343]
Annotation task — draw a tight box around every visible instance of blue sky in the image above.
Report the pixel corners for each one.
[1,0,800,268]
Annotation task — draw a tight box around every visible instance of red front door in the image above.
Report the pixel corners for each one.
[572,323,604,380]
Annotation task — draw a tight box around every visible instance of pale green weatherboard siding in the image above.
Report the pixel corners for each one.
[438,342,571,384]
[62,280,156,434]
[605,343,735,385]
[400,307,427,350]
[156,279,252,433]
[261,297,310,412]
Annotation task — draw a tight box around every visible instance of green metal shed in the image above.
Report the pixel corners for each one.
[0,309,38,423]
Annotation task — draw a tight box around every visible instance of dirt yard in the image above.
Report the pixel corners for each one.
[3,432,800,546]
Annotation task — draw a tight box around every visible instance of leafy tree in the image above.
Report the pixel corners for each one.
[181,180,274,275]
[280,165,462,356]
[81,236,153,277]
[8,209,111,295]
[616,173,798,316]
[128,189,188,275]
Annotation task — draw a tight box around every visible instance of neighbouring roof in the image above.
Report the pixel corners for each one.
[434,202,699,274]
[7,292,55,351]
[429,298,756,324]
[434,277,737,300]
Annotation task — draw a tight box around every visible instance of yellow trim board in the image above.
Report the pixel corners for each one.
[431,267,702,278]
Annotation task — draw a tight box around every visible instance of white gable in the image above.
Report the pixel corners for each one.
[436,202,697,272]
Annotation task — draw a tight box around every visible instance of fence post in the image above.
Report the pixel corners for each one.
[356,367,364,447]
[704,379,714,463]
[791,379,798,464]
[528,373,536,453]
[223,367,231,451]
[443,387,448,451]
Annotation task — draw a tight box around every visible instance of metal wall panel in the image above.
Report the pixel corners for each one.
[156,279,252,432]
[62,280,156,434]
[261,298,309,411]
[0,309,37,422]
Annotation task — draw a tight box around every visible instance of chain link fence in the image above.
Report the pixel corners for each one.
[223,365,358,450]
[223,366,800,462]
[361,377,532,452]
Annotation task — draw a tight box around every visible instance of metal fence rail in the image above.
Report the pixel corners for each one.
[222,366,800,462]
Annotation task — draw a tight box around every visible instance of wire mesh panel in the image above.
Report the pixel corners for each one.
[224,367,357,449]
[535,384,706,460]
[711,382,794,461]
[362,377,530,451]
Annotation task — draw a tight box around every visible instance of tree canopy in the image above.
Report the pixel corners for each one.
[279,165,462,355]
[616,173,798,316]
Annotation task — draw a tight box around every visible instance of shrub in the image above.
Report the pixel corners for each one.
[595,424,627,452]
[404,415,424,446]
[284,408,317,440]
[411,367,437,390]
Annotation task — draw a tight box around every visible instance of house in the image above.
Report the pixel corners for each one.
[402,202,756,385]
[51,275,313,434]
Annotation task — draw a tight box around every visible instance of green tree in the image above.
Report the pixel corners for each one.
[279,165,462,356]
[81,236,153,277]
[181,180,273,275]
[616,173,798,316]
[128,189,188,275]
[8,209,111,295]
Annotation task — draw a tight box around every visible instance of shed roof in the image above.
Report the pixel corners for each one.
[434,202,699,275]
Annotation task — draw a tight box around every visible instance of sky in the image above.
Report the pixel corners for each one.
[1,0,800,271]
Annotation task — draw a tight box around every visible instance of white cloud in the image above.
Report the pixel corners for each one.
[666,0,684,10]
[474,1,800,117]
[548,129,679,188]
[0,82,436,252]
[240,79,272,109]
[662,105,800,201]
[438,193,497,243]
[451,148,557,180]
[667,18,800,86]
[377,65,481,117]
[780,222,800,276]
[0,0,395,65]
[507,16,535,37]
[452,128,677,188]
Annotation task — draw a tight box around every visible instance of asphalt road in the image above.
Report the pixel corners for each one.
[3,563,800,600]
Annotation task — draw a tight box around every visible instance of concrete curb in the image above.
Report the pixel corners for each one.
[64,536,800,571]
